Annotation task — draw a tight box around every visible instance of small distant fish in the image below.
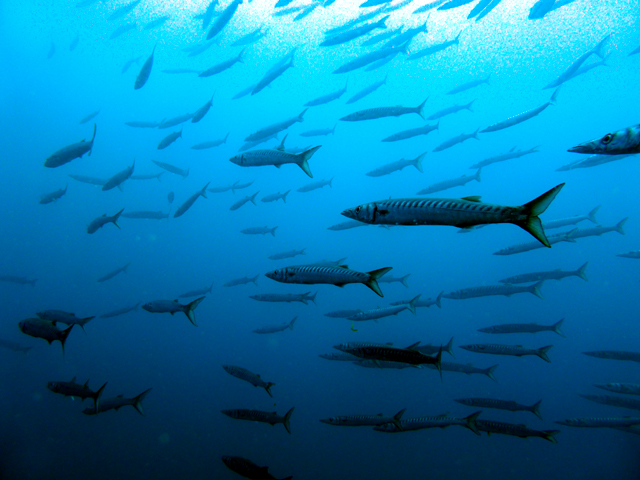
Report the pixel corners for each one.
[381,122,439,143]
[250,292,317,305]
[348,295,421,321]
[569,124,640,155]
[199,49,245,77]
[245,109,307,143]
[481,88,560,134]
[87,208,124,234]
[414,337,454,357]
[167,192,174,204]
[544,206,600,230]
[47,377,107,411]
[222,407,295,434]
[333,42,408,75]
[498,263,588,284]
[320,408,406,429]
[47,42,56,59]
[478,319,565,337]
[470,145,539,169]
[230,192,259,211]
[252,54,295,95]
[569,219,627,240]
[580,394,640,412]
[493,229,576,256]
[142,297,205,326]
[241,226,278,236]
[594,383,640,396]
[305,80,348,107]
[79,110,99,124]
[582,350,640,363]
[456,398,542,419]
[0,339,33,354]
[417,169,481,195]
[390,292,443,309]
[121,211,169,220]
[144,15,171,30]
[158,113,194,129]
[408,31,462,60]
[201,0,219,30]
[300,125,337,137]
[157,130,183,150]
[109,22,137,40]
[221,456,292,480]
[223,275,260,287]
[460,343,552,363]
[261,191,290,203]
[333,342,442,373]
[319,351,360,360]
[447,74,491,95]
[340,99,427,122]
[425,361,497,380]
[0,275,37,287]
[39,185,68,204]
[543,34,610,89]
[191,133,229,150]
[18,318,74,354]
[45,124,97,168]
[206,0,242,40]
[178,282,214,298]
[121,56,143,74]
[268,248,306,260]
[230,146,321,178]
[174,183,209,218]
[297,177,333,192]
[103,160,135,191]
[134,45,156,90]
[346,76,387,104]
[97,263,130,283]
[82,388,152,416]
[367,153,425,177]
[309,258,348,267]
[477,420,558,443]
[107,0,141,21]
[222,365,275,397]
[555,417,640,429]
[152,160,188,178]
[124,120,159,128]
[69,174,107,186]
[377,273,410,287]
[617,250,640,259]
[253,317,297,334]
[36,310,95,331]
[324,309,362,318]
[433,129,480,152]
[100,302,140,318]
[232,25,268,47]
[321,15,390,47]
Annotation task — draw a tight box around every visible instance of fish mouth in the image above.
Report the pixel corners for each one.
[567,144,592,154]
[341,208,354,219]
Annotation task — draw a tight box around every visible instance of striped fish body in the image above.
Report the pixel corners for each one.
[444,282,543,299]
[320,413,401,427]
[374,412,480,434]
[595,383,640,395]
[583,350,640,363]
[340,104,423,122]
[222,408,286,425]
[339,345,439,366]
[477,420,558,442]
[460,343,552,362]
[580,394,640,411]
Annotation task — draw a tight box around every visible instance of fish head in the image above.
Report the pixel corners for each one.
[332,343,351,353]
[141,302,153,312]
[18,320,26,332]
[568,131,625,154]
[228,154,243,165]
[341,203,377,223]
[46,381,60,392]
[265,268,292,283]
[319,417,340,425]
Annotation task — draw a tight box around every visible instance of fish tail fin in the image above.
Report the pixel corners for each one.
[88,124,97,156]
[250,191,259,205]
[277,134,288,151]
[550,318,566,338]
[309,291,317,305]
[184,296,205,326]
[550,85,561,105]
[408,295,421,315]
[445,337,455,358]
[434,346,443,382]
[576,262,588,281]
[289,317,297,330]
[365,267,393,297]
[473,128,480,140]
[208,282,215,294]
[265,382,275,398]
[59,324,74,356]
[132,388,152,415]
[537,345,553,363]
[529,281,545,299]
[296,145,321,178]
[283,407,295,434]
[587,205,601,224]
[93,382,108,411]
[112,208,125,229]
[518,183,565,247]
[616,217,628,234]
[467,99,475,112]
[271,226,278,237]
[454,30,463,44]
[475,167,482,182]
[238,47,246,63]
[530,400,543,420]
[435,291,443,308]
[80,316,95,329]
[297,108,308,122]
[201,182,210,198]
[485,365,498,382]
[465,411,482,435]
[282,190,291,203]
[252,275,259,285]
[328,176,334,188]
[592,33,611,59]
[415,97,428,119]
[392,408,406,431]
[332,123,337,135]
[400,274,411,287]
[414,153,426,173]
[542,430,560,443]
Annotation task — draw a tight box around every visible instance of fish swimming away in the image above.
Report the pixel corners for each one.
[366,153,425,177]
[469,146,539,169]
[45,124,97,168]
[477,420,558,443]
[47,377,107,411]
[36,310,95,331]
[253,317,297,334]
[121,210,169,220]
[100,302,140,318]
[456,398,542,419]
[241,226,278,236]
[479,319,565,337]
[377,273,410,287]
[222,407,295,434]
[82,388,152,416]
[157,129,183,149]
[199,48,245,77]
[416,169,481,195]
[582,350,640,363]
[107,0,141,21]
[109,22,137,40]
[229,146,321,178]
[221,456,292,480]
[206,0,242,40]
[144,15,171,30]
[178,283,214,298]
[480,87,560,134]
[40,185,68,204]
[191,134,230,150]
[320,408,406,429]
[97,263,130,283]
[498,263,587,284]
[174,183,209,218]
[261,191,290,203]
[346,75,387,104]
[102,160,135,191]
[381,123,438,143]
[342,183,564,247]
[224,275,260,287]
[569,218,627,240]
[142,297,205,326]
[134,45,156,90]
[460,343,553,362]
[594,383,640,396]
[568,124,640,155]
[87,208,124,234]
[543,33,610,89]
[152,160,189,178]
[250,292,317,305]
[340,99,427,122]
[222,365,275,397]
[413,337,454,357]
[266,265,392,297]
[433,129,479,152]
[18,318,74,355]
[230,192,259,211]
[121,56,143,74]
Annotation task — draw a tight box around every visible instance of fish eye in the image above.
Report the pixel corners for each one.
[274,269,279,275]
[601,133,614,144]
[355,206,361,213]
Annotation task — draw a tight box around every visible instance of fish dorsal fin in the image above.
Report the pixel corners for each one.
[338,265,349,269]
[257,374,261,378]
[385,342,394,346]
[84,380,89,387]
[406,341,421,350]
[516,345,523,347]
[117,395,124,398]
[461,196,481,202]
[376,413,383,416]
[71,376,76,382]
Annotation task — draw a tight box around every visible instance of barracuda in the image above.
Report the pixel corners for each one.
[342,183,564,247]
[222,407,295,434]
[455,398,543,419]
[477,420,558,442]
[569,124,640,155]
[334,343,442,376]
[460,343,553,362]
[320,408,406,429]
[374,411,481,435]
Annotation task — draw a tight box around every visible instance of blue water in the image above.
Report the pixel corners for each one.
[1,0,640,478]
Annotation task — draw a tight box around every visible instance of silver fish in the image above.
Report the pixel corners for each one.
[100,302,140,318]
[223,275,260,287]
[478,319,565,337]
[102,160,135,191]
[152,160,188,178]
[253,317,297,334]
[222,407,295,434]
[498,263,587,284]
[459,343,552,362]
[222,365,275,397]
[134,45,155,90]
[582,350,640,363]
[230,146,321,178]
[456,398,542,419]
[241,226,278,236]
[381,122,438,143]
[178,282,214,298]
[174,183,209,218]
[366,153,425,177]
[447,74,490,95]
[230,191,259,211]
[157,129,182,150]
[87,209,124,234]
[261,191,291,203]
[97,263,130,283]
[480,88,560,134]
[141,297,205,326]
[470,145,539,169]
[373,412,480,435]
[191,134,229,150]
[82,388,151,416]
[268,248,306,260]
[569,124,640,155]
[594,383,640,396]
[416,168,481,195]
[433,129,479,152]
[340,99,427,122]
[40,185,68,204]
[250,292,317,305]
[45,124,97,168]
[477,420,558,442]
[320,408,406,429]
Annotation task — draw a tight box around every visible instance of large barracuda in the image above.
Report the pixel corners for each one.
[569,124,640,155]
[582,350,640,363]
[342,184,565,247]
[229,146,321,178]
[266,265,392,297]
[477,420,558,443]
[480,87,560,134]
[45,124,97,168]
[579,394,640,412]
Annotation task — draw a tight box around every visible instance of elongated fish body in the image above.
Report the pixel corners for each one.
[144,15,171,30]
[108,0,141,21]
[192,134,229,149]
[481,88,559,133]
[222,365,275,397]
[125,120,160,128]
[582,350,640,363]
[130,172,164,181]
[0,339,32,354]
[79,110,99,124]
[36,310,94,330]
[252,56,294,95]
[595,383,640,396]
[174,183,209,218]
[82,388,151,416]
[134,45,155,90]
[223,275,260,287]
[438,0,475,10]
[580,394,640,412]
[428,99,473,121]
[382,123,438,142]
[324,309,362,318]
[122,56,143,74]
[444,281,544,300]
[447,74,490,95]
[100,302,140,318]
[377,274,410,286]
[417,169,481,194]
[479,319,565,337]
[618,250,640,259]
[87,209,124,234]
[97,263,130,283]
[261,190,290,203]
[343,183,564,247]
[569,124,640,155]
[241,226,278,236]
[222,407,295,433]
[305,81,347,107]
[268,249,305,260]
[544,206,600,229]
[201,0,219,30]
[468,0,500,19]
[319,352,360,361]
[232,26,268,47]
[0,275,37,287]
[460,343,552,362]
[110,22,137,40]
[390,292,443,309]
[45,124,97,168]
[470,146,539,169]
[142,297,204,326]
[374,412,481,435]
[321,409,406,429]
[349,295,420,321]
[346,76,387,104]
[18,318,73,353]
[69,174,106,186]
[247,109,307,143]
[456,398,542,419]
[543,34,610,89]
[384,0,414,12]
[325,6,385,36]
[367,153,425,177]
[556,417,640,428]
[222,456,292,480]
[433,129,479,152]
[409,32,461,60]
[557,154,635,171]
[230,146,321,178]
[230,191,259,211]
[570,219,627,240]
[328,220,367,231]
[340,99,426,122]
[158,113,194,129]
[298,177,333,192]
[333,43,405,74]
[207,0,242,40]
[178,283,214,298]
[528,0,555,19]
[477,420,558,442]
[121,210,168,220]
[157,130,182,150]
[152,160,188,178]
[414,338,454,357]
[381,22,427,48]
[267,265,392,297]
[102,160,134,191]
[40,185,67,204]
[493,229,575,255]
[425,361,497,380]
[499,263,587,285]
[300,125,336,137]
[334,343,442,372]
[199,49,244,77]
[191,95,214,123]
[362,27,403,46]
[322,15,389,47]
[250,292,316,305]
[47,377,107,410]
[354,359,416,369]
[253,317,297,334]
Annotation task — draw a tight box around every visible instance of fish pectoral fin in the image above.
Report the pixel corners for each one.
[335,283,346,287]
[461,196,482,202]
[274,165,281,168]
